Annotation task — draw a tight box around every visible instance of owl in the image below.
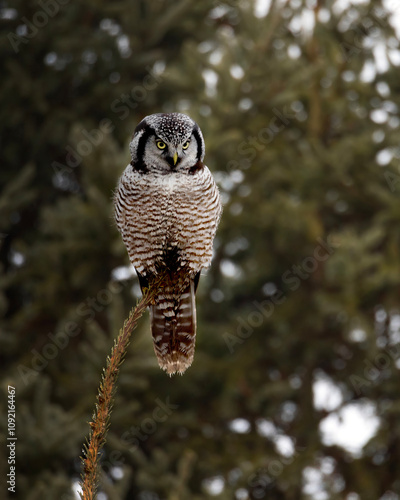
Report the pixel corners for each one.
[114,113,222,375]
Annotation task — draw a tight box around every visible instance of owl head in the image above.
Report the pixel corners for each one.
[129,113,205,174]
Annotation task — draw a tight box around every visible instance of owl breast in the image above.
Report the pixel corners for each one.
[115,166,221,276]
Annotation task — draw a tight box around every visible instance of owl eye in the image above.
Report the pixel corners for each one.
[182,141,190,150]
[156,140,166,150]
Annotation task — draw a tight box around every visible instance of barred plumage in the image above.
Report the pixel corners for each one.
[114,113,222,375]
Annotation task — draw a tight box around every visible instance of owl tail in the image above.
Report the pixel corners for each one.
[150,278,198,376]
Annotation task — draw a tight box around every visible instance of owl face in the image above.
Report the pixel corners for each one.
[129,113,205,174]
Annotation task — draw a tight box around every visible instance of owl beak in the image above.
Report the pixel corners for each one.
[166,152,180,168]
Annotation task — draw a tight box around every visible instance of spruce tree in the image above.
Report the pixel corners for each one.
[1,0,400,498]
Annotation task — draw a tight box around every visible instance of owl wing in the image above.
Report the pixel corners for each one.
[114,178,129,239]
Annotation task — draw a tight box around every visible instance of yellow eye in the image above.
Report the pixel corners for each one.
[182,141,190,150]
[156,140,166,150]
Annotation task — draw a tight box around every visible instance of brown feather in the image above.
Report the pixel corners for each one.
[150,278,196,375]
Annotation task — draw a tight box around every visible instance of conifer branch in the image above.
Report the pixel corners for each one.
[79,275,164,500]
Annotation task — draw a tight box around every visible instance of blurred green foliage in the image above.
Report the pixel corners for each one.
[1,0,400,499]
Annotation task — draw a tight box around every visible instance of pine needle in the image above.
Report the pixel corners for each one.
[79,275,164,500]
